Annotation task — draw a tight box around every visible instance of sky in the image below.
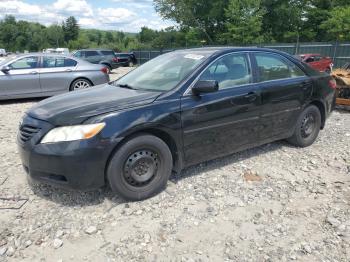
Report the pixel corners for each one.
[0,0,176,32]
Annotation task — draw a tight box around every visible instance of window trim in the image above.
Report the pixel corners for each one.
[183,51,254,96]
[39,56,78,69]
[252,51,307,83]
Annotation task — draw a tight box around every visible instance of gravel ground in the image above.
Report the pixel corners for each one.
[0,67,350,262]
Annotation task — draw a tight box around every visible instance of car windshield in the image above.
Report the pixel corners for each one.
[114,51,211,92]
[0,56,17,66]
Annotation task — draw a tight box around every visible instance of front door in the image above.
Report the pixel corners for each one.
[0,56,40,97]
[181,52,262,166]
[253,52,311,141]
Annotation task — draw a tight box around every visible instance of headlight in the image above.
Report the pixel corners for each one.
[41,123,106,144]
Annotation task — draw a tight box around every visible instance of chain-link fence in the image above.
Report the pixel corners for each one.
[133,42,350,68]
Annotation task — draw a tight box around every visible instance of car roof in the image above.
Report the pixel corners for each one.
[76,49,113,51]
[173,47,294,57]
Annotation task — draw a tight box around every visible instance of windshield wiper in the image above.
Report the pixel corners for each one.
[116,83,137,90]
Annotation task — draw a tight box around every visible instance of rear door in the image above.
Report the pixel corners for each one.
[84,51,100,64]
[0,56,40,97]
[252,52,311,141]
[38,56,78,93]
[181,52,262,165]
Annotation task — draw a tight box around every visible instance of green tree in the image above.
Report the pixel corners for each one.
[223,0,265,44]
[321,6,350,41]
[63,16,79,42]
[154,0,228,43]
[46,24,65,47]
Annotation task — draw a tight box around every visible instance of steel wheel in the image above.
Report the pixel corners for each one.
[287,105,321,147]
[301,113,316,138]
[72,79,91,91]
[123,149,159,187]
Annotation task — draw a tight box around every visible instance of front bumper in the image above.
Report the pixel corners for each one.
[17,115,112,191]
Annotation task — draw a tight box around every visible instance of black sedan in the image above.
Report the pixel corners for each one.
[17,47,336,201]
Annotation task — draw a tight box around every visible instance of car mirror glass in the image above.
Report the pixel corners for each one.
[192,80,219,96]
[1,66,10,73]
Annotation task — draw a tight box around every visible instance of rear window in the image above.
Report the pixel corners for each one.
[101,50,115,56]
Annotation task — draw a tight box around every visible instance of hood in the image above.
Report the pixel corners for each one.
[28,84,161,126]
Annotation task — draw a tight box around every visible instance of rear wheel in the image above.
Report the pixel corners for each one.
[287,105,321,147]
[325,67,331,74]
[70,78,92,91]
[128,61,134,67]
[107,134,173,201]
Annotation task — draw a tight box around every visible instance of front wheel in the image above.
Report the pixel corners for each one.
[107,134,173,201]
[287,105,321,147]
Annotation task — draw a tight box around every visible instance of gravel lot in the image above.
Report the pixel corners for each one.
[0,67,350,262]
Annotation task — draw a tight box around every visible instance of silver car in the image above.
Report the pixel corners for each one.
[0,53,110,100]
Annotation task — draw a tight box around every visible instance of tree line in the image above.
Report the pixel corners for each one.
[0,16,139,52]
[0,0,350,52]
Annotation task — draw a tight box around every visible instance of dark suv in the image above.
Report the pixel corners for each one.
[72,49,119,73]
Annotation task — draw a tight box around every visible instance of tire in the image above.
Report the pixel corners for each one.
[128,61,134,67]
[325,67,331,74]
[70,78,92,91]
[287,105,321,147]
[107,134,173,201]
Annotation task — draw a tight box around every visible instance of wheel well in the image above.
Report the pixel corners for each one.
[309,100,326,129]
[69,77,93,91]
[104,129,181,184]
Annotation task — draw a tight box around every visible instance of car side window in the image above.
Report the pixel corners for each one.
[9,56,39,69]
[64,58,77,67]
[255,53,305,82]
[199,53,252,89]
[73,51,81,58]
[85,51,99,57]
[305,57,315,63]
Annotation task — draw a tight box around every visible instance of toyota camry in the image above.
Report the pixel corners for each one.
[17,47,336,201]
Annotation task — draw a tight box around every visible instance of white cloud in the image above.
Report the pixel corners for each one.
[0,0,175,32]
[53,0,93,17]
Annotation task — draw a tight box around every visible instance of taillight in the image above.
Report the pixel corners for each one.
[112,57,119,62]
[101,67,108,74]
[328,79,337,89]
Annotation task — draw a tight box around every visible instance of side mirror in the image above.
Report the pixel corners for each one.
[1,66,10,73]
[192,80,219,96]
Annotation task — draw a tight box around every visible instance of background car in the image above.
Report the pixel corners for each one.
[114,52,137,67]
[298,53,333,73]
[72,49,121,73]
[0,49,7,57]
[0,53,109,100]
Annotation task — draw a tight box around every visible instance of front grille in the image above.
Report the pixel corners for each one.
[19,125,40,143]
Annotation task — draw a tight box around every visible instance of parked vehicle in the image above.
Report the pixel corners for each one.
[43,48,70,55]
[0,53,109,100]
[298,54,333,73]
[0,49,6,57]
[18,48,336,201]
[72,49,121,73]
[114,52,137,67]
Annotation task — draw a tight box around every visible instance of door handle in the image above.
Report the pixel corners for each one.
[244,92,258,102]
[65,69,73,72]
[29,71,38,75]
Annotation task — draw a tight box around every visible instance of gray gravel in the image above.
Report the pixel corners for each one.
[0,67,350,261]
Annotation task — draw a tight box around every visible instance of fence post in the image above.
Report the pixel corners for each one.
[332,41,338,62]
